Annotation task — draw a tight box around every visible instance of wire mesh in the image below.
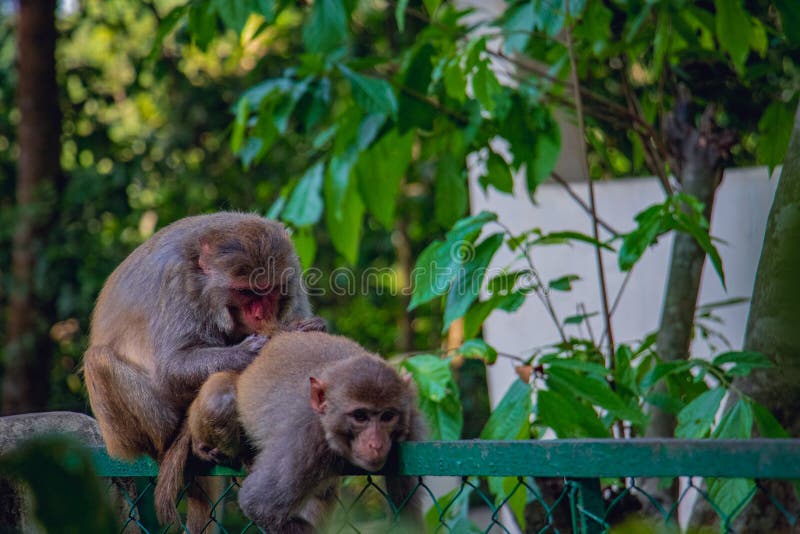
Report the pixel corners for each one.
[107,473,799,533]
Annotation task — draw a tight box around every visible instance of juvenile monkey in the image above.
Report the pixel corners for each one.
[83,212,315,464]
[162,332,425,533]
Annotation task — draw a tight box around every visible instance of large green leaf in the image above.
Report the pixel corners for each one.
[303,0,348,54]
[291,226,316,270]
[443,233,504,331]
[339,65,398,119]
[619,204,663,270]
[479,151,514,194]
[402,355,463,440]
[712,350,773,376]
[675,388,725,438]
[324,160,364,264]
[283,163,324,227]
[712,399,753,439]
[707,478,755,523]
[714,0,751,70]
[398,44,436,132]
[355,129,414,229]
[536,389,610,438]
[757,101,795,175]
[774,0,800,43]
[752,402,789,438]
[546,368,646,425]
[458,339,498,364]
[480,379,531,440]
[435,153,468,227]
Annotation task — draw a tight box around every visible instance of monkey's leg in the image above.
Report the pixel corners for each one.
[298,481,338,529]
[238,453,321,534]
[386,475,425,531]
[83,345,177,459]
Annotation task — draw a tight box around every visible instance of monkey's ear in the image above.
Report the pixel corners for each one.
[309,377,327,414]
[400,369,414,387]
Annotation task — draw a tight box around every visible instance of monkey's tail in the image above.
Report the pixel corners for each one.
[154,421,192,528]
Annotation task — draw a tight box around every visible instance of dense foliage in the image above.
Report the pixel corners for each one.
[1,0,798,528]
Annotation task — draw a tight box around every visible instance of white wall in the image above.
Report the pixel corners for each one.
[468,167,780,406]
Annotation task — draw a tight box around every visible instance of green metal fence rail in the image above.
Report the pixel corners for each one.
[92,439,800,533]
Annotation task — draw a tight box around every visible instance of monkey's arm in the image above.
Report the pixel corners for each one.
[158,335,267,392]
[238,448,331,534]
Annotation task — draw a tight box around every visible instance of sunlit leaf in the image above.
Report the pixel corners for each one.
[675,388,725,438]
[283,163,324,227]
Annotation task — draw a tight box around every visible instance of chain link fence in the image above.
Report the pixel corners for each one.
[94,439,800,533]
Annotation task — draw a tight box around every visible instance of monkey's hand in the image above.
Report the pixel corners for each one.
[288,316,328,333]
[239,334,269,355]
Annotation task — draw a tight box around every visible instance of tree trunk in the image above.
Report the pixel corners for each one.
[731,101,800,531]
[641,90,735,506]
[2,0,62,414]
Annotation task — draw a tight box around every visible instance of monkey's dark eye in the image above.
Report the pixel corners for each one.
[380,411,397,422]
[234,288,257,298]
[351,409,369,423]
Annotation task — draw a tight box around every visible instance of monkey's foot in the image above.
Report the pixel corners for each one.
[194,443,229,465]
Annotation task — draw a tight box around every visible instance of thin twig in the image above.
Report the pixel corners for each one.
[495,221,568,343]
[563,0,615,368]
[600,267,634,348]
[551,171,619,236]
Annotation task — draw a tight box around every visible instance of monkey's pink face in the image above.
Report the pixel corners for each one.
[229,283,282,333]
[348,407,400,472]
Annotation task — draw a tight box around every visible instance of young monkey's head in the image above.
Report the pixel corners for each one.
[309,355,417,472]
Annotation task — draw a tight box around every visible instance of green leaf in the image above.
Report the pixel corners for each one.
[443,58,467,103]
[527,112,560,194]
[532,231,614,251]
[542,357,609,378]
[752,402,789,438]
[712,351,773,376]
[462,291,525,338]
[480,379,531,440]
[339,66,398,119]
[446,211,498,243]
[619,204,664,270]
[459,339,498,364]
[546,368,647,425]
[502,1,534,54]
[291,227,316,270]
[231,97,250,154]
[395,0,410,32]
[187,2,216,52]
[303,0,348,54]
[774,0,800,43]
[150,4,190,60]
[707,478,755,522]
[640,360,696,390]
[355,129,414,228]
[283,163,324,227]
[398,44,436,132]
[479,152,514,194]
[715,0,751,70]
[422,0,441,17]
[324,159,364,263]
[564,312,598,325]
[213,0,250,32]
[536,389,610,438]
[757,102,795,175]
[408,242,454,310]
[675,388,725,438]
[614,344,638,394]
[443,233,504,331]
[472,61,503,114]
[713,399,753,439]
[402,355,463,440]
[435,154,468,228]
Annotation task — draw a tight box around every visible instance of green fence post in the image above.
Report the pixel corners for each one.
[570,477,605,534]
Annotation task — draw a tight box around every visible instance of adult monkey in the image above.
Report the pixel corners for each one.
[83,212,320,463]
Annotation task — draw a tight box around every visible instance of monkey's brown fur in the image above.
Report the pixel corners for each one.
[161,331,425,533]
[82,213,314,530]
